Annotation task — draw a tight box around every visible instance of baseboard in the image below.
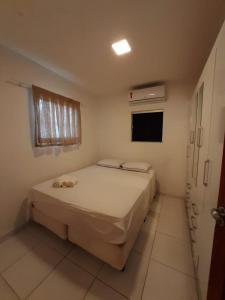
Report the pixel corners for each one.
[0,222,29,244]
[160,192,185,199]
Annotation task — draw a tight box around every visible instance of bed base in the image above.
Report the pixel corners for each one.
[31,206,146,270]
[31,207,67,240]
[68,220,141,270]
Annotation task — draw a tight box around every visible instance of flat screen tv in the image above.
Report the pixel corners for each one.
[132,111,163,142]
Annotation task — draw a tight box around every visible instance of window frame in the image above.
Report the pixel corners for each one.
[131,110,164,143]
[32,85,81,147]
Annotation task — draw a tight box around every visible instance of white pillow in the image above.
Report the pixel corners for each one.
[121,161,151,173]
[96,159,124,169]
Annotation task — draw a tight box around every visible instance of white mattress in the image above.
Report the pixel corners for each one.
[30,165,156,244]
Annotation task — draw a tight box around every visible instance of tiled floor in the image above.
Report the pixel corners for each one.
[0,195,198,300]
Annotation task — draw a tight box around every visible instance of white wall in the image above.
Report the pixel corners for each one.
[97,83,191,197]
[0,46,99,237]
[0,44,192,238]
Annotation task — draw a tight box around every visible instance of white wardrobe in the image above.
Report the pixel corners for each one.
[186,21,225,300]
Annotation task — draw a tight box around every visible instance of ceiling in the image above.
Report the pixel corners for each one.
[0,0,224,96]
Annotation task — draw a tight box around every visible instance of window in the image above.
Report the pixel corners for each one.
[132,111,163,142]
[32,85,81,146]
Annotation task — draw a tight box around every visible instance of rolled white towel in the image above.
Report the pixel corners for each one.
[53,175,78,188]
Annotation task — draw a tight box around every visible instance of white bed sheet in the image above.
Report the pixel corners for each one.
[30,165,156,244]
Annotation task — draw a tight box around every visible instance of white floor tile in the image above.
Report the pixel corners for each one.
[28,258,94,300]
[161,196,186,217]
[0,276,19,300]
[0,229,39,273]
[142,259,198,300]
[27,223,73,255]
[2,244,63,299]
[151,233,194,276]
[85,280,127,300]
[157,210,190,241]
[67,246,104,276]
[98,250,149,299]
[0,195,198,300]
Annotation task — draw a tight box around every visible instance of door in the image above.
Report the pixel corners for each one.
[207,136,225,300]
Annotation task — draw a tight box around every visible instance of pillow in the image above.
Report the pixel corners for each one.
[121,161,151,173]
[96,159,124,169]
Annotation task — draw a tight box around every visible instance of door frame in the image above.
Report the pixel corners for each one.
[207,135,225,300]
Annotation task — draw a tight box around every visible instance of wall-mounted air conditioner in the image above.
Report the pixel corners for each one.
[129,85,166,104]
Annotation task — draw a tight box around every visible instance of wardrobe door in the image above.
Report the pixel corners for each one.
[197,23,225,300]
[186,96,197,186]
[187,46,217,284]
[186,96,197,243]
[193,52,216,218]
[191,93,198,182]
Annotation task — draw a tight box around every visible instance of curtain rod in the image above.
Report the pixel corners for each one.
[5,79,31,89]
[5,79,84,107]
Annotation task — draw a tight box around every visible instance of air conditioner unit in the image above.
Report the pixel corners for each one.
[129,85,166,104]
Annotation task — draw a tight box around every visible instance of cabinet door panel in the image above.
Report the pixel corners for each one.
[191,48,216,216]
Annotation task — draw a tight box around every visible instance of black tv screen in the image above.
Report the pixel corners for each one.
[132,111,163,142]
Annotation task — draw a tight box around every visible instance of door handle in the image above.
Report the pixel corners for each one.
[203,159,210,186]
[186,183,192,189]
[191,216,197,229]
[197,127,203,147]
[190,229,196,243]
[190,131,195,144]
[187,145,191,158]
[192,203,199,215]
[211,207,225,227]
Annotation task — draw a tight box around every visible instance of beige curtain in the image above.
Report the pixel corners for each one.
[32,85,81,146]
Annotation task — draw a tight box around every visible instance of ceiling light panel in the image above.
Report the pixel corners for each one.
[112,39,131,55]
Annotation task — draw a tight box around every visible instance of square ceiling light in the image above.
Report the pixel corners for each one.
[112,39,131,55]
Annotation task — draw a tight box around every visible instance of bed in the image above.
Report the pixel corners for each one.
[29,165,156,270]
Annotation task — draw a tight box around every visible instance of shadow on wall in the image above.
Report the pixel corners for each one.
[27,88,79,158]
[13,198,30,233]
[156,180,160,195]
